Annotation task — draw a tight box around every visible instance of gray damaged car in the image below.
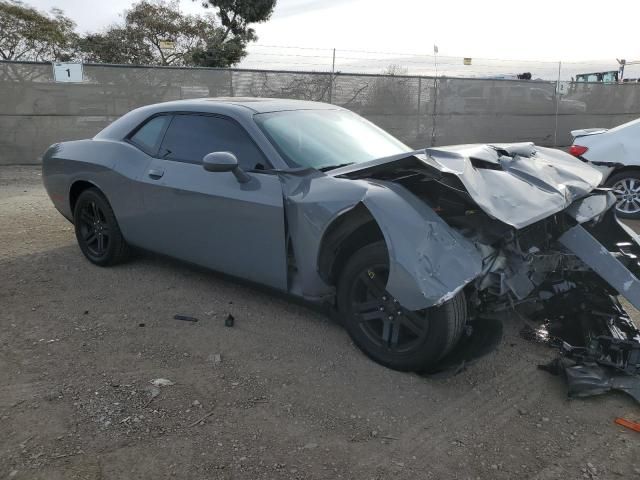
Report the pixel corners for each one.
[42,98,640,373]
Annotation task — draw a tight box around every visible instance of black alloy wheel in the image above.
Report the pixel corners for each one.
[73,188,129,266]
[350,264,432,354]
[337,242,467,372]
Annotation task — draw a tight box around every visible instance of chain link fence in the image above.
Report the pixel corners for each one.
[2,60,640,165]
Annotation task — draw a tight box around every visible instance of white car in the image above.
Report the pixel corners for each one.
[570,118,640,218]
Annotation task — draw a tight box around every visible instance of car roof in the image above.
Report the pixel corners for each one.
[151,97,340,114]
[95,98,342,142]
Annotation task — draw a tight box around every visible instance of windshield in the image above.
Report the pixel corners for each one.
[254,109,412,170]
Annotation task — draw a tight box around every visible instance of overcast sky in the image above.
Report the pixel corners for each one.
[26,0,640,63]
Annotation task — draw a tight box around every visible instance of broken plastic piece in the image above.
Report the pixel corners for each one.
[539,335,640,403]
[150,378,175,387]
[614,417,640,433]
[174,314,199,322]
[225,314,234,327]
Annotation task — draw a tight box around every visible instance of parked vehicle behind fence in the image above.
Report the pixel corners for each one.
[570,118,640,218]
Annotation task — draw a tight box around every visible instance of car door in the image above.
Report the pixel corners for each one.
[138,113,288,291]
[111,114,172,247]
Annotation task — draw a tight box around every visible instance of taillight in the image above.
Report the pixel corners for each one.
[569,145,589,157]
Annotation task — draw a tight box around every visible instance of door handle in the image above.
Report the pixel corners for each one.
[148,168,164,179]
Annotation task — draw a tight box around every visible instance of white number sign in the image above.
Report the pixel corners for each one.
[52,62,84,83]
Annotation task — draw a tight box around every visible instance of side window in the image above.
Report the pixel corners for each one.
[159,114,269,170]
[128,115,171,155]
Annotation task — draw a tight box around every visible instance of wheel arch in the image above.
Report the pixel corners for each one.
[316,203,387,287]
[69,179,100,215]
[606,166,640,184]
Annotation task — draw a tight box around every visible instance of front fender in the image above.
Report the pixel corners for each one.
[362,181,485,310]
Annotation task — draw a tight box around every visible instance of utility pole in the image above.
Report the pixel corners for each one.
[433,44,438,78]
[553,61,562,147]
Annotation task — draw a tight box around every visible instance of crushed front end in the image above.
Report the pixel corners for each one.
[336,143,640,389]
[430,183,640,346]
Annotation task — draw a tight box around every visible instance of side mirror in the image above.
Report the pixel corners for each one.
[202,151,251,183]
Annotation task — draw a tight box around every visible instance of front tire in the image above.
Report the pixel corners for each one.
[73,188,129,266]
[606,170,640,219]
[337,241,467,372]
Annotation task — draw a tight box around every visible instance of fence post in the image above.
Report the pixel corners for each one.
[430,77,439,147]
[553,61,561,147]
[417,77,422,141]
[229,70,234,97]
[329,48,336,104]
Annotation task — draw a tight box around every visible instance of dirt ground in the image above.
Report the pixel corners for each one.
[1,166,639,480]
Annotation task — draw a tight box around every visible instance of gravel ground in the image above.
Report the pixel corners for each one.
[1,166,639,480]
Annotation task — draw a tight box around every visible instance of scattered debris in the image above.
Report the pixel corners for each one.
[208,353,222,364]
[188,410,215,427]
[539,335,640,403]
[520,291,640,403]
[614,417,640,433]
[142,385,161,407]
[138,323,145,327]
[225,314,234,327]
[150,378,175,387]
[173,314,199,323]
[146,385,161,398]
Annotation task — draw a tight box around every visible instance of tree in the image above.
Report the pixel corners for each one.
[192,0,276,67]
[0,0,77,61]
[79,27,154,66]
[79,1,222,66]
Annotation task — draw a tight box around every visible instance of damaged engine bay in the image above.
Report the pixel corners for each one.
[331,143,640,401]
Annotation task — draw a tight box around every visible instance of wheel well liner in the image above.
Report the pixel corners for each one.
[69,180,97,213]
[607,166,640,183]
[317,203,386,286]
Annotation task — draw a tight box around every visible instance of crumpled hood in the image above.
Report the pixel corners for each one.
[334,143,604,229]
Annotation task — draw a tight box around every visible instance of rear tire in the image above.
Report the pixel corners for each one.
[73,188,129,266]
[337,241,467,372]
[606,170,640,219]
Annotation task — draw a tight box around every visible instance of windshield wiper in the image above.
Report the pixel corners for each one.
[319,162,355,172]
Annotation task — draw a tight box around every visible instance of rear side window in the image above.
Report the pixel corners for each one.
[159,114,268,170]
[129,115,171,155]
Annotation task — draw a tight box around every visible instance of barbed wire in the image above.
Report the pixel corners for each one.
[8,38,637,80]
[239,44,636,80]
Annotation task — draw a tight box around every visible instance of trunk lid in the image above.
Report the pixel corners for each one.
[571,127,608,139]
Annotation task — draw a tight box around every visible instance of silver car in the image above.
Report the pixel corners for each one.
[42,98,640,372]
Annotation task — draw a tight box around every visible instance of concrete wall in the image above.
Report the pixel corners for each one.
[2,61,640,165]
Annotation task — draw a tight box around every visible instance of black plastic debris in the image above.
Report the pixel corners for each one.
[540,337,640,403]
[225,314,234,327]
[173,314,199,323]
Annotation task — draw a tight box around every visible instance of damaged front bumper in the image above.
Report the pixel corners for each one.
[476,190,640,315]
[498,191,640,402]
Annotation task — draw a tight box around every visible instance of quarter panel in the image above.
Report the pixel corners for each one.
[42,139,153,245]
